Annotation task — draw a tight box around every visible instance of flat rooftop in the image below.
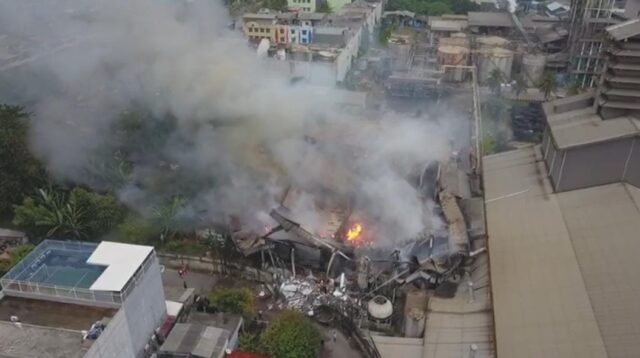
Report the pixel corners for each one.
[0,321,88,358]
[485,146,640,357]
[0,296,116,330]
[543,94,640,149]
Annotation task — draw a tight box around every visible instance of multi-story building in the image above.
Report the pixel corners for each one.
[242,13,278,44]
[0,240,167,358]
[289,25,314,44]
[567,0,618,87]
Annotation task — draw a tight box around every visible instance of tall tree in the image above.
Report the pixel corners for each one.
[539,71,558,100]
[0,105,47,219]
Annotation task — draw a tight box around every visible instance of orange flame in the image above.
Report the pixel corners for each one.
[346,223,363,241]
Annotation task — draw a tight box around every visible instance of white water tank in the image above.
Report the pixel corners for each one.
[368,296,393,320]
[478,47,513,83]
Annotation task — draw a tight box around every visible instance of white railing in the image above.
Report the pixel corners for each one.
[0,240,158,307]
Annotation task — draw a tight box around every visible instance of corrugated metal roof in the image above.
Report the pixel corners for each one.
[484,147,608,358]
[468,12,513,28]
[160,323,229,358]
[606,19,640,41]
[431,19,466,32]
[544,94,639,149]
[87,241,153,292]
[557,183,640,358]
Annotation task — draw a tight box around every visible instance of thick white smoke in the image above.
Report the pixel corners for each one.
[0,0,462,244]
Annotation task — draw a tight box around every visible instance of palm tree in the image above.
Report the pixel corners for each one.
[152,196,185,243]
[13,188,88,240]
[487,69,504,96]
[539,71,558,100]
[513,75,527,99]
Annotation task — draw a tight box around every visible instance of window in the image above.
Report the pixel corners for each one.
[280,28,284,33]
[301,30,307,35]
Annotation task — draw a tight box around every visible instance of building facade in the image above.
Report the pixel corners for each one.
[567,0,618,88]
[288,0,318,13]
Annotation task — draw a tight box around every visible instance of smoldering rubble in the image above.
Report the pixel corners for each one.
[0,0,465,245]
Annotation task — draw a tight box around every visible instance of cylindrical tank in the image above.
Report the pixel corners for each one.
[476,36,510,49]
[478,47,513,83]
[437,45,469,82]
[439,36,469,48]
[368,296,393,321]
[521,53,546,87]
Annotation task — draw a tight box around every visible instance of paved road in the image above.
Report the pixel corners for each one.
[162,268,219,295]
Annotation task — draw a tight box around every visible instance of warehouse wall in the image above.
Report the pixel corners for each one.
[623,138,640,188]
[554,138,635,192]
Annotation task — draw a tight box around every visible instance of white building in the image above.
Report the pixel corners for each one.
[0,240,167,358]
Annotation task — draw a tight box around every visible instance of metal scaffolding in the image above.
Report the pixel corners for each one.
[568,0,617,88]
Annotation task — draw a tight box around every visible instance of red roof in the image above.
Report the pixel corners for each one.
[226,352,269,358]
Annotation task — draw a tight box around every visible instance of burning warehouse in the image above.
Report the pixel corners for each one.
[223,108,487,350]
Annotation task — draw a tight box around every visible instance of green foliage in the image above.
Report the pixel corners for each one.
[72,188,127,238]
[238,333,263,354]
[0,105,48,220]
[317,1,332,13]
[209,288,256,319]
[379,26,394,46]
[0,244,35,275]
[152,196,185,242]
[11,244,35,263]
[385,0,476,15]
[483,133,497,155]
[513,75,527,99]
[264,0,288,11]
[487,68,504,96]
[13,187,126,241]
[539,71,558,100]
[260,311,321,358]
[13,188,88,240]
[116,213,159,245]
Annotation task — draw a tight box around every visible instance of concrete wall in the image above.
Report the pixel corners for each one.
[87,306,135,358]
[623,138,640,187]
[556,138,634,191]
[86,253,166,358]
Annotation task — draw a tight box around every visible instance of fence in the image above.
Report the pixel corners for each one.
[0,240,157,308]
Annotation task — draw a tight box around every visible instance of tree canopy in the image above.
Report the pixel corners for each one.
[0,105,47,220]
[385,0,477,16]
[13,187,126,241]
[209,287,256,319]
[260,311,321,358]
[317,1,332,13]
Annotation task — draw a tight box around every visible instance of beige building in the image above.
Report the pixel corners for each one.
[242,13,278,44]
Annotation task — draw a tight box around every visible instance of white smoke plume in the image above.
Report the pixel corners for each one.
[0,0,463,244]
